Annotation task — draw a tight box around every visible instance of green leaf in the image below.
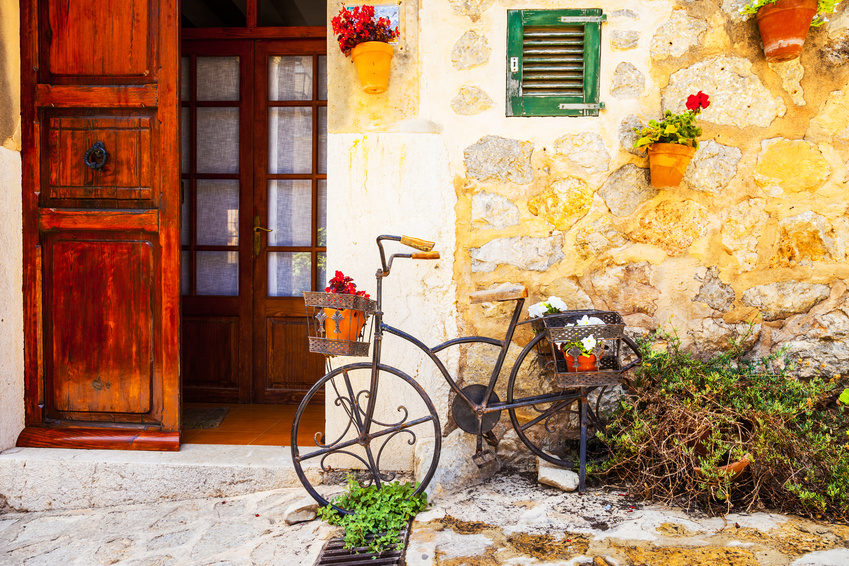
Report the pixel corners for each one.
[839,388,849,406]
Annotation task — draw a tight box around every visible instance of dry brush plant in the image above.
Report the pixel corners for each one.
[597,328,849,522]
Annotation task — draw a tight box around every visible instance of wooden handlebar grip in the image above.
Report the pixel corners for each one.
[412,251,440,260]
[400,236,435,251]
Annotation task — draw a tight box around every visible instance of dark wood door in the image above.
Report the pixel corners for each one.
[180,36,326,404]
[18,0,181,450]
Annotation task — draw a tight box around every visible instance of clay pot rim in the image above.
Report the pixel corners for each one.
[755,0,818,22]
[647,143,697,156]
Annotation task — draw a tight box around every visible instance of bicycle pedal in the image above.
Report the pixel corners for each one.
[472,449,496,468]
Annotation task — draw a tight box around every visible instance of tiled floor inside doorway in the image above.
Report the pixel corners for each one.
[183,403,324,446]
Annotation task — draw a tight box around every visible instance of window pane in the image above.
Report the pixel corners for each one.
[318,106,327,175]
[181,180,190,246]
[268,252,311,297]
[181,251,191,296]
[197,180,239,246]
[268,56,313,101]
[197,251,239,296]
[180,56,190,101]
[318,56,327,100]
[197,107,239,174]
[268,107,312,174]
[317,252,326,291]
[268,180,311,246]
[318,180,327,247]
[181,107,190,174]
[197,57,240,102]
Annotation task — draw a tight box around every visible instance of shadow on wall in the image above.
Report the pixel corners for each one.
[0,2,19,144]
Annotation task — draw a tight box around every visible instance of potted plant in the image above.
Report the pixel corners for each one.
[633,91,710,188]
[323,270,371,341]
[331,5,400,94]
[559,334,601,372]
[740,0,841,62]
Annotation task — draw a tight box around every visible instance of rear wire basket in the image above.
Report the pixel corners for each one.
[530,309,632,388]
[303,292,377,357]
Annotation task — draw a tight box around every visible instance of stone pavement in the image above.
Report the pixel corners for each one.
[2,473,849,566]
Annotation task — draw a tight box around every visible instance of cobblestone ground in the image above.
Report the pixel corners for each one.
[0,488,340,566]
[2,475,849,566]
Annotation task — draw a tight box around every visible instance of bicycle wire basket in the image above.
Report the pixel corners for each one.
[530,309,640,388]
[303,292,377,357]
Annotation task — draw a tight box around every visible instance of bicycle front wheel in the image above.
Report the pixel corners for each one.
[291,363,441,514]
[506,332,614,469]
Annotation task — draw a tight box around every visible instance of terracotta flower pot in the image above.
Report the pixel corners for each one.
[647,143,696,187]
[756,0,818,62]
[695,453,752,482]
[566,353,598,372]
[323,308,366,341]
[350,41,393,94]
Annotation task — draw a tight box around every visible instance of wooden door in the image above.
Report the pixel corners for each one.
[180,36,326,404]
[253,40,327,403]
[18,0,181,450]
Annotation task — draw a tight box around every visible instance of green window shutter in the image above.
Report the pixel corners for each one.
[507,9,606,117]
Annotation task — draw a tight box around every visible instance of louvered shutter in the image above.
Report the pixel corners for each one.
[507,9,605,117]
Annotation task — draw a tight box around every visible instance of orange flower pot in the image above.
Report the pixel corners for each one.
[647,143,696,187]
[566,354,598,372]
[756,0,818,62]
[323,308,366,341]
[350,41,393,94]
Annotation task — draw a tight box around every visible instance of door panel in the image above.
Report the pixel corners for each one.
[47,236,154,415]
[43,0,154,81]
[19,0,180,450]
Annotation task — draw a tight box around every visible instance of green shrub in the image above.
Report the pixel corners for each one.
[598,328,849,521]
[317,475,429,554]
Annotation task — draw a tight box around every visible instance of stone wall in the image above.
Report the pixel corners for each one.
[426,0,849,378]
[327,0,848,469]
[0,0,24,452]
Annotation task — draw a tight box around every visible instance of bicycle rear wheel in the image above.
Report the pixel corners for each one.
[506,332,615,469]
[291,363,441,514]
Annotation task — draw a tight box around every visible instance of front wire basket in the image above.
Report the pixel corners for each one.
[530,309,639,388]
[303,292,377,357]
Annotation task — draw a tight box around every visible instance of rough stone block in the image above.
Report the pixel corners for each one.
[284,497,318,525]
[537,458,579,492]
[464,135,534,185]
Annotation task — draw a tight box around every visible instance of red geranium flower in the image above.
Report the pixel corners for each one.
[686,91,710,112]
[326,270,370,298]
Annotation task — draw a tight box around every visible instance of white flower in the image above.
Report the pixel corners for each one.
[577,315,605,326]
[528,302,547,318]
[547,296,568,312]
[581,334,597,353]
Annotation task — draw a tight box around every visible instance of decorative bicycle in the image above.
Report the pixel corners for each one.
[291,235,642,513]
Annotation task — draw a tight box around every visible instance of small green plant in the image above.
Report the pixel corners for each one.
[633,92,710,149]
[739,0,841,26]
[317,475,429,554]
[599,328,849,521]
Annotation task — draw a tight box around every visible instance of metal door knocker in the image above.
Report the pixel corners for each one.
[83,141,108,170]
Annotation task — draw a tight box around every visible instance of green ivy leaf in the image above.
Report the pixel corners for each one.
[839,388,849,406]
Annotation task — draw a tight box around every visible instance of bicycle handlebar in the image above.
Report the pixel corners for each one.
[400,235,435,252]
[412,251,440,260]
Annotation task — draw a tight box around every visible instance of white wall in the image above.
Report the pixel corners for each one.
[0,0,24,452]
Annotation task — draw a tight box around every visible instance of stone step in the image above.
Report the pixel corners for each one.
[0,444,321,512]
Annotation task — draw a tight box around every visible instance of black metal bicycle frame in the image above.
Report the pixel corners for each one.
[359,236,583,444]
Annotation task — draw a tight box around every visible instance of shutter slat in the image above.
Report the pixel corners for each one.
[522,24,585,98]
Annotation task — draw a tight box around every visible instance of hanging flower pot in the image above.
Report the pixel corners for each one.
[332,5,399,95]
[634,91,710,188]
[324,308,367,341]
[647,143,697,187]
[350,41,394,94]
[755,0,818,62]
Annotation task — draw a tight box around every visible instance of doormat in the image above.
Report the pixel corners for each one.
[183,407,230,430]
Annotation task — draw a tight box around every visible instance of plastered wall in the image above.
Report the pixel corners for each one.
[0,0,24,452]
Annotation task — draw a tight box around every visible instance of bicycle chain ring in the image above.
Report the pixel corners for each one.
[452,384,501,434]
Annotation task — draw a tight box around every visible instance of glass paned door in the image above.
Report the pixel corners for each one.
[180,38,326,404]
[253,44,327,403]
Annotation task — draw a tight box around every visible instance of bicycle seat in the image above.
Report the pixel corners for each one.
[470,283,528,304]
